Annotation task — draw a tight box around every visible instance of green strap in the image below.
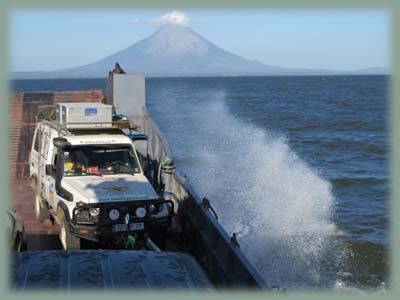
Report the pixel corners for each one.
[126,235,136,249]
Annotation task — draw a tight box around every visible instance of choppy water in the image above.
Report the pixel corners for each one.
[11,75,389,291]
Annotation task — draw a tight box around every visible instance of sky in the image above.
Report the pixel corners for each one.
[10,10,389,72]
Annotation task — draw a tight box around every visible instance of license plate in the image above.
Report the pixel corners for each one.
[112,222,144,232]
[130,222,144,230]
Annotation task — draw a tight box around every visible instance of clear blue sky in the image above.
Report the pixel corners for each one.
[11,10,389,72]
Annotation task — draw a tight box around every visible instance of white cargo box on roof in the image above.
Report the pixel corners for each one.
[56,103,113,128]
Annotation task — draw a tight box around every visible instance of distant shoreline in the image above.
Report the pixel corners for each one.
[10,73,390,81]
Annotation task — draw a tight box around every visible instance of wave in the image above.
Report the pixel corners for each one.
[366,144,387,155]
[287,124,322,132]
[150,89,342,288]
[331,177,386,188]
[334,239,388,290]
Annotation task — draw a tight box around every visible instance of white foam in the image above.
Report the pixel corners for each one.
[150,90,339,288]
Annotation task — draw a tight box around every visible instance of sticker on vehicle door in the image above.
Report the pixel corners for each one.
[49,183,55,202]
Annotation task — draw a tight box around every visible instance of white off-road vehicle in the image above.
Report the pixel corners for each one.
[30,103,173,249]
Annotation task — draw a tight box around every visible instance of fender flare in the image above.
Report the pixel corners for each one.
[56,201,72,223]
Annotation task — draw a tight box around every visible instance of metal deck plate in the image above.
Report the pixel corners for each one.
[12,250,214,290]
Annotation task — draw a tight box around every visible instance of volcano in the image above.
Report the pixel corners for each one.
[13,24,287,78]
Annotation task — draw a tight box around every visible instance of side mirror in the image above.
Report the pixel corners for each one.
[45,164,54,176]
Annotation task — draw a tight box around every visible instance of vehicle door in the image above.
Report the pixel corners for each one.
[29,124,41,180]
[46,134,58,211]
[39,126,52,200]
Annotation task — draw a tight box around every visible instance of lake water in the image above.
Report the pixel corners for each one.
[11,75,389,291]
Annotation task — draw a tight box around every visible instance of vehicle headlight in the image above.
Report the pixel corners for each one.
[108,209,120,221]
[89,207,100,216]
[135,206,146,218]
[149,204,156,213]
[74,209,91,224]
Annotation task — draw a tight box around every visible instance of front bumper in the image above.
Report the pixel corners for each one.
[69,199,174,243]
[70,216,172,243]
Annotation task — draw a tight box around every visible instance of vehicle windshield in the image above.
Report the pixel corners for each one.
[63,144,140,176]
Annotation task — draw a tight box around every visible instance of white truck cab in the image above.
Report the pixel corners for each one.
[30,103,172,250]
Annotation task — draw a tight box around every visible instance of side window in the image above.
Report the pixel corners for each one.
[41,134,50,160]
[33,129,41,152]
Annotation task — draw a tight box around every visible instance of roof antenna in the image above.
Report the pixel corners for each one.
[112,62,126,74]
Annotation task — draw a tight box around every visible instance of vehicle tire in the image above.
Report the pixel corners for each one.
[60,216,80,250]
[35,193,50,222]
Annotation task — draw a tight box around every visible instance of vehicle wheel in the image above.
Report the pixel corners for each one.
[60,217,80,250]
[35,193,50,222]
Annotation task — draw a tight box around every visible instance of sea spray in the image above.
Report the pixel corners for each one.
[149,89,343,288]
